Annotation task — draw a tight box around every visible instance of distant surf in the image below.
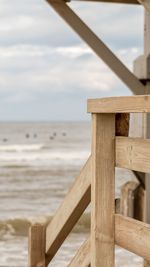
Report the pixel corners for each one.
[0,145,89,167]
[0,144,44,152]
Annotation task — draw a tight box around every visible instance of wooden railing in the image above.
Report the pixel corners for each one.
[28,95,150,267]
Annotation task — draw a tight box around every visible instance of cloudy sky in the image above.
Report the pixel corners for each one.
[0,0,143,121]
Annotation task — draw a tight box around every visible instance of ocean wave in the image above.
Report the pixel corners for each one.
[0,213,90,238]
[0,144,44,152]
[0,150,89,167]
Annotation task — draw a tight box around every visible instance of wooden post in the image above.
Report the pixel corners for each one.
[28,224,46,267]
[144,11,150,225]
[134,184,145,221]
[144,84,150,267]
[91,113,115,267]
[120,181,139,217]
[120,181,145,220]
[134,7,150,267]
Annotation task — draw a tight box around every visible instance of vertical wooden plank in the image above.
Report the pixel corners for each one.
[91,113,115,267]
[133,11,150,267]
[120,181,139,217]
[144,84,150,267]
[144,11,150,58]
[145,84,150,222]
[28,223,46,267]
[134,184,145,221]
[144,12,150,265]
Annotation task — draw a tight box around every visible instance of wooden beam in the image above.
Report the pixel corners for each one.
[67,238,90,267]
[46,0,144,95]
[28,224,46,267]
[115,214,150,261]
[116,137,150,173]
[45,156,91,264]
[88,95,150,113]
[91,114,115,267]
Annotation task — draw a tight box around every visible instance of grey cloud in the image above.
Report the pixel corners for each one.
[0,43,138,99]
[0,0,143,49]
[0,0,144,120]
[71,2,143,48]
[0,0,80,46]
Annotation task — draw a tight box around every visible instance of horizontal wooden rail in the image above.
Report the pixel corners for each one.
[88,95,150,113]
[67,238,90,267]
[45,156,91,264]
[66,214,150,266]
[115,214,150,261]
[116,137,150,173]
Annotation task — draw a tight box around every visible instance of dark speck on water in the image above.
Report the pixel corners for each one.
[53,132,57,137]
[50,136,54,140]
[26,134,30,138]
[62,132,67,136]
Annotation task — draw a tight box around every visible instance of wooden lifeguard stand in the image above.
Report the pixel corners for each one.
[28,1,150,267]
[29,96,150,267]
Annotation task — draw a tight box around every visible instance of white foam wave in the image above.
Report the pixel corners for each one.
[0,144,44,152]
[0,150,90,167]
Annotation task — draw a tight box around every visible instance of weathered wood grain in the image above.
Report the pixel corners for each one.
[67,238,90,267]
[88,95,150,113]
[120,181,139,217]
[116,137,150,173]
[91,114,115,267]
[115,214,150,261]
[28,224,46,267]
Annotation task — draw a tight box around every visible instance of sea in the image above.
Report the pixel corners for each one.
[0,122,143,267]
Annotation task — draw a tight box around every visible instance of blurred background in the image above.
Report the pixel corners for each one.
[0,0,144,266]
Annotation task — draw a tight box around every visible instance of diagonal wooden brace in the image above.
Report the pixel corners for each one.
[46,0,145,94]
[67,238,90,267]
